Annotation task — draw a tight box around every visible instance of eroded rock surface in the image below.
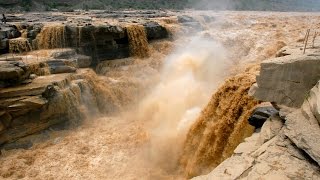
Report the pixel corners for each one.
[0,61,31,87]
[197,49,320,179]
[194,115,320,180]
[252,55,320,107]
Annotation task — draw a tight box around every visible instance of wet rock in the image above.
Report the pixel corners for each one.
[253,55,320,108]
[64,25,129,65]
[144,21,168,40]
[46,60,77,74]
[0,73,85,146]
[0,121,4,132]
[42,85,58,99]
[0,24,21,39]
[50,65,77,74]
[0,113,12,128]
[1,140,33,150]
[77,55,92,68]
[5,15,26,22]
[0,73,70,98]
[202,15,215,23]
[27,30,37,39]
[50,48,77,59]
[0,61,31,87]
[178,15,196,23]
[0,38,8,52]
[0,24,21,53]
[26,23,43,41]
[248,106,278,129]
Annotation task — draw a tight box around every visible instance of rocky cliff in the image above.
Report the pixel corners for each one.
[0,11,170,149]
[194,43,320,179]
[1,22,168,66]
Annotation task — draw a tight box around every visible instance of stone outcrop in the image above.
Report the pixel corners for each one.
[0,73,83,146]
[63,25,128,66]
[251,55,320,108]
[0,69,103,149]
[194,115,320,180]
[0,65,136,149]
[0,11,171,150]
[0,24,21,53]
[285,81,320,166]
[196,49,320,179]
[0,61,31,88]
[144,22,168,40]
[3,22,168,66]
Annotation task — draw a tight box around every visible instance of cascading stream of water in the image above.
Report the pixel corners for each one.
[136,36,232,173]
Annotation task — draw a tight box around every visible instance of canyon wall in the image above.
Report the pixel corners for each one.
[194,43,320,179]
[1,22,168,66]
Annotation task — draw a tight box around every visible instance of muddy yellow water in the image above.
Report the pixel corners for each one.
[1,11,320,180]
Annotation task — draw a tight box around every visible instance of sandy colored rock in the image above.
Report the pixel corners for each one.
[0,73,72,98]
[195,118,320,180]
[0,61,31,87]
[257,115,283,145]
[193,155,255,180]
[285,81,320,166]
[253,55,320,107]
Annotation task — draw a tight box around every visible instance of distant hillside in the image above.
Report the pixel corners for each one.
[1,0,320,12]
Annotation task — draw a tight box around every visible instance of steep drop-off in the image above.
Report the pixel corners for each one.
[180,71,259,178]
[127,25,150,58]
[36,25,66,49]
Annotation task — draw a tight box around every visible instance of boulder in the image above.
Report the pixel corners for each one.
[252,55,320,108]
[0,61,31,87]
[26,23,43,41]
[77,55,92,68]
[144,21,168,40]
[178,15,196,23]
[0,24,21,53]
[0,24,21,39]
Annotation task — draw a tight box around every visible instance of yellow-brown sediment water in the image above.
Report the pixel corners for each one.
[127,25,150,58]
[36,25,66,49]
[2,12,319,180]
[9,38,32,53]
[180,72,259,178]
